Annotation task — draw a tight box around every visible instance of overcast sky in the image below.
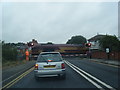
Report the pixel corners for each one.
[1,2,118,44]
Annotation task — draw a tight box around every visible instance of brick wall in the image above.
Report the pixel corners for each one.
[91,51,120,60]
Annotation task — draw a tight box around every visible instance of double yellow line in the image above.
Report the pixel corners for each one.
[2,67,34,89]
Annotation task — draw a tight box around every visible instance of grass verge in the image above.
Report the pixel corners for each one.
[2,60,28,69]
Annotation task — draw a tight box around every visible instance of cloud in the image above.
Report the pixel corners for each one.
[0,3,2,40]
[2,2,118,43]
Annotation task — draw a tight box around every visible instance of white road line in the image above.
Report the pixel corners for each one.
[65,61,104,89]
[64,60,116,90]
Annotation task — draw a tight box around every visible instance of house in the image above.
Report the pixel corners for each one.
[118,36,120,41]
[88,34,106,50]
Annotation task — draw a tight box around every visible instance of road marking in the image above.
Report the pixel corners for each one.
[64,60,116,90]
[64,61,104,89]
[2,67,34,89]
[2,68,29,83]
[6,67,34,88]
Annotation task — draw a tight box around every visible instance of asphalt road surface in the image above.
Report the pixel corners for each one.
[2,58,120,89]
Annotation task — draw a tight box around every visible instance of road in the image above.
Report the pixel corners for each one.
[2,60,35,87]
[2,58,120,89]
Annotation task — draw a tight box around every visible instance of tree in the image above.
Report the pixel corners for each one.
[99,35,120,51]
[66,35,87,44]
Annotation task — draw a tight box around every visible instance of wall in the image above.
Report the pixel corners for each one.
[91,51,120,60]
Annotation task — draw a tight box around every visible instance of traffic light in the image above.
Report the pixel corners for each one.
[85,43,91,47]
[27,42,34,47]
[31,43,34,46]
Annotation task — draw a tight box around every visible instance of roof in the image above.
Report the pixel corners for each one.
[40,52,60,54]
[88,35,105,42]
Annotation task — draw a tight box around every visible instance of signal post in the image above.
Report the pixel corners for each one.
[85,43,92,59]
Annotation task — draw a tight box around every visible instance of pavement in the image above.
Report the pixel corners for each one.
[88,58,120,66]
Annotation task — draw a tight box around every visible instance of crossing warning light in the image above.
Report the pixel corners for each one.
[28,42,34,47]
[85,43,91,47]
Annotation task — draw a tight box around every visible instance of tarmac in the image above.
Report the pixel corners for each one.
[89,58,120,66]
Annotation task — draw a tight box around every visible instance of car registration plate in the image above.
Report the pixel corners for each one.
[44,65,56,68]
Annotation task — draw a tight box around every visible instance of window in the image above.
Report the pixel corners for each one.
[37,53,63,62]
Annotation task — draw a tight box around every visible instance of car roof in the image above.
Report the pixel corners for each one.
[40,52,60,54]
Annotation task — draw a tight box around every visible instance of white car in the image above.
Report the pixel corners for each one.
[34,52,66,80]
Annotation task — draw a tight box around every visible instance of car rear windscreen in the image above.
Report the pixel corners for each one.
[37,53,63,62]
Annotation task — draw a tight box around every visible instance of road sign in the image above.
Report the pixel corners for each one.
[106,48,109,53]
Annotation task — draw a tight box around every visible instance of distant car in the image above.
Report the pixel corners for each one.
[34,52,66,80]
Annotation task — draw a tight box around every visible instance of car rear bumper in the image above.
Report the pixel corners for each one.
[34,69,65,77]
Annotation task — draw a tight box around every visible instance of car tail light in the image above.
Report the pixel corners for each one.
[48,60,52,62]
[61,63,65,69]
[35,64,38,69]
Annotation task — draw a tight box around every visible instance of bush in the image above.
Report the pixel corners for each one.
[2,43,18,62]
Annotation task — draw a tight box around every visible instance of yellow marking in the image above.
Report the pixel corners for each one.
[2,67,34,89]
[6,68,34,88]
[6,67,34,88]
